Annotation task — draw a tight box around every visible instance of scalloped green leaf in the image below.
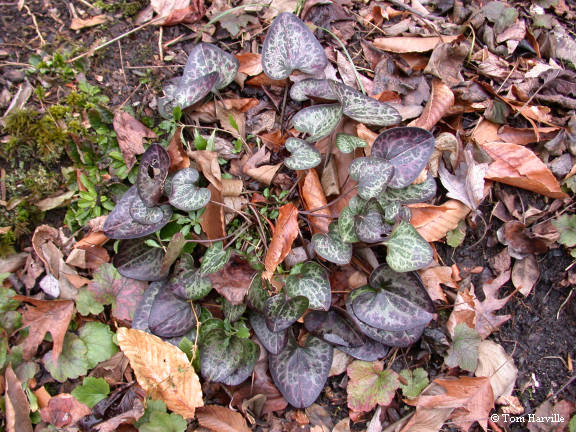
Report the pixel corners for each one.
[339,339,389,362]
[132,281,163,332]
[285,262,331,310]
[168,167,211,211]
[200,328,244,383]
[284,138,321,170]
[222,298,246,322]
[200,241,231,274]
[385,221,433,272]
[354,200,392,243]
[371,127,435,188]
[346,361,400,412]
[249,311,288,355]
[137,144,170,208]
[220,337,260,386]
[312,223,353,265]
[349,157,393,200]
[330,81,401,126]
[264,294,309,332]
[291,104,343,142]
[148,286,197,338]
[103,186,172,239]
[43,333,89,382]
[399,368,429,398]
[170,269,212,300]
[269,334,333,408]
[444,323,481,372]
[262,12,327,80]
[378,175,437,206]
[113,238,168,281]
[290,78,336,102]
[247,274,270,312]
[304,309,365,348]
[335,133,368,154]
[183,43,239,90]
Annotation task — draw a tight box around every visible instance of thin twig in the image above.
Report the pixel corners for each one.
[386,0,443,21]
[117,40,128,86]
[23,4,46,46]
[279,83,289,134]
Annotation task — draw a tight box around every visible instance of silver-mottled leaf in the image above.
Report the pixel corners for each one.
[168,167,211,211]
[378,175,437,206]
[113,238,168,281]
[182,43,239,90]
[385,221,433,272]
[312,223,353,265]
[304,308,365,348]
[132,281,163,332]
[129,198,165,225]
[335,133,368,154]
[285,262,331,310]
[354,201,392,243]
[170,269,212,300]
[284,138,321,170]
[339,339,389,361]
[200,241,231,274]
[247,274,270,312]
[291,104,342,142]
[200,329,244,382]
[264,294,309,332]
[173,72,218,109]
[290,78,336,102]
[249,311,288,355]
[222,297,246,322]
[349,157,393,200]
[338,204,360,243]
[220,338,260,385]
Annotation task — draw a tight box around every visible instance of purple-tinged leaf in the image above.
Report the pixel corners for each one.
[349,157,393,200]
[249,311,288,355]
[247,274,270,312]
[339,339,389,361]
[132,281,162,332]
[137,144,170,207]
[148,286,197,338]
[170,269,212,300]
[183,43,239,91]
[312,222,352,265]
[330,81,401,126]
[304,308,365,348]
[383,202,411,223]
[378,175,437,206]
[371,127,435,188]
[290,78,336,102]
[291,104,342,142]
[102,186,172,239]
[284,138,321,170]
[113,238,168,281]
[336,133,368,154]
[354,200,392,243]
[175,72,218,108]
[385,221,433,272]
[168,167,211,211]
[264,294,308,332]
[200,328,244,382]
[220,338,260,386]
[269,334,333,408]
[129,198,165,225]
[285,262,330,310]
[262,12,327,80]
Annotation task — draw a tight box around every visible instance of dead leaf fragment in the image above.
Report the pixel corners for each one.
[373,35,460,53]
[200,184,226,240]
[263,203,299,280]
[70,15,108,30]
[208,255,256,305]
[418,266,457,302]
[511,255,539,296]
[189,150,222,190]
[236,53,263,76]
[112,111,157,171]
[475,340,517,400]
[409,79,455,130]
[5,366,33,432]
[197,405,251,432]
[40,394,91,428]
[299,169,331,234]
[409,200,470,242]
[167,127,190,171]
[116,328,203,419]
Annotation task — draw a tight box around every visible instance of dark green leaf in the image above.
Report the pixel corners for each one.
[168,168,211,211]
[200,328,244,382]
[291,104,342,142]
[285,262,331,310]
[284,138,321,171]
[220,337,260,386]
[265,294,308,332]
[385,221,433,272]
[247,275,270,312]
[170,269,212,300]
[378,175,437,206]
[222,298,246,322]
[78,322,118,368]
[200,242,231,274]
[137,144,170,207]
[71,377,110,408]
[444,323,481,372]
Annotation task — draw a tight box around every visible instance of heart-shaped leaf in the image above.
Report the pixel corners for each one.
[338,196,366,243]
[137,144,170,207]
[269,333,333,408]
[264,294,309,332]
[349,157,393,200]
[220,337,260,386]
[247,275,270,312]
[113,238,168,281]
[312,223,353,265]
[354,200,392,243]
[103,187,172,239]
[290,78,336,102]
[371,127,435,188]
[339,339,389,362]
[200,328,244,382]
[262,12,327,80]
[129,198,166,225]
[385,221,433,272]
[148,286,197,338]
[173,72,219,110]
[183,43,239,91]
[304,308,365,348]
[330,81,401,126]
[200,241,231,274]
[170,269,212,300]
[168,167,211,211]
[378,175,437,205]
[336,133,368,154]
[284,138,322,170]
[132,281,163,332]
[249,311,288,355]
[285,262,331,310]
[222,298,246,322]
[382,202,411,223]
[291,104,343,142]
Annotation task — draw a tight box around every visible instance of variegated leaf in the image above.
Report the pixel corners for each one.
[312,223,353,265]
[354,200,392,243]
[262,12,327,80]
[170,269,212,300]
[113,238,168,281]
[371,127,435,188]
[291,104,343,142]
[285,262,331,310]
[129,198,165,225]
[174,72,218,109]
[158,79,179,118]
[290,78,336,102]
[339,339,389,362]
[137,144,170,207]
[247,275,270,312]
[249,311,288,355]
[385,221,433,272]
[264,294,309,332]
[378,175,437,205]
[284,138,321,170]
[132,281,163,332]
[200,242,231,274]
[182,43,239,90]
[169,167,211,211]
[103,186,172,239]
[200,329,244,382]
[338,204,360,243]
[148,286,197,338]
[349,157,393,200]
[304,309,365,348]
[269,334,333,408]
[335,133,368,154]
[330,81,401,126]
[220,338,260,386]
[222,298,246,323]
[382,202,411,223]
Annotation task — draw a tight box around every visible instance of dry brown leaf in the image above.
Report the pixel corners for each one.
[189,150,222,190]
[216,103,245,138]
[145,0,205,25]
[475,340,517,400]
[299,169,331,234]
[498,125,559,146]
[528,400,574,432]
[475,271,513,339]
[418,266,457,302]
[5,366,33,432]
[372,35,460,53]
[200,184,226,240]
[263,203,299,280]
[35,190,75,212]
[40,394,91,428]
[242,146,282,185]
[70,15,108,30]
[446,288,477,337]
[424,42,468,87]
[409,200,470,242]
[196,405,251,432]
[480,142,568,199]
[0,252,28,274]
[167,127,190,172]
[246,72,287,87]
[13,296,74,363]
[116,327,203,419]
[511,255,539,296]
[65,246,109,270]
[321,158,340,197]
[236,53,263,76]
[401,382,454,432]
[74,231,108,249]
[208,255,256,305]
[112,111,157,170]
[409,79,455,130]
[472,119,500,145]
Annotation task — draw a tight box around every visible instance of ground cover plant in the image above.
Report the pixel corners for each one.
[0,0,575,431]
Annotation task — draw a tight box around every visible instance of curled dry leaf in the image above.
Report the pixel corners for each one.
[263,203,299,280]
[200,184,226,240]
[5,366,33,432]
[409,200,470,242]
[116,328,203,419]
[112,111,157,171]
[167,127,190,172]
[189,150,222,190]
[418,266,458,302]
[208,255,256,305]
[409,79,455,130]
[372,35,460,53]
[511,255,539,296]
[70,15,108,30]
[299,169,331,234]
[480,142,568,199]
[196,405,251,432]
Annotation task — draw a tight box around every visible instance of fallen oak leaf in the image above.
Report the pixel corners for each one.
[112,111,157,171]
[409,79,455,130]
[299,169,331,234]
[475,340,517,400]
[263,203,299,280]
[196,405,251,432]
